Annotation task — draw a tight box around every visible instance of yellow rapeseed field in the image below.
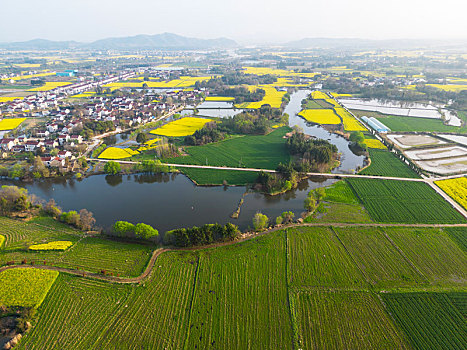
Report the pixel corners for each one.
[0,96,25,102]
[28,82,73,92]
[235,86,286,109]
[298,109,341,125]
[2,72,55,81]
[98,147,139,159]
[311,91,329,99]
[0,118,27,131]
[427,84,467,92]
[150,117,213,137]
[330,92,352,98]
[29,241,73,251]
[205,96,235,101]
[334,108,366,131]
[104,76,212,89]
[435,177,467,210]
[137,138,161,152]
[364,139,386,149]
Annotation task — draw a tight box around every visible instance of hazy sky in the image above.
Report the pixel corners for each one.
[1,0,467,43]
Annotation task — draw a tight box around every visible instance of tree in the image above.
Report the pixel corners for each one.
[78,209,96,231]
[275,216,283,225]
[281,211,295,224]
[304,196,317,212]
[104,161,121,175]
[44,199,61,218]
[311,187,325,202]
[113,221,135,237]
[135,223,159,240]
[136,133,148,144]
[349,131,366,149]
[252,212,269,231]
[61,211,80,227]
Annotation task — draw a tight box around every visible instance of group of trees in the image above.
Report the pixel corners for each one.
[304,187,325,212]
[286,131,338,166]
[349,131,367,150]
[80,120,115,139]
[184,122,226,145]
[133,160,169,173]
[196,72,277,103]
[104,161,121,175]
[0,185,96,231]
[164,223,239,247]
[59,208,96,231]
[252,211,296,231]
[112,221,159,241]
[0,186,32,215]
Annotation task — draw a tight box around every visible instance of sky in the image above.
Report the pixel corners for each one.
[1,0,467,44]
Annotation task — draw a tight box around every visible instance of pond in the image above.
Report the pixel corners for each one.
[3,173,336,233]
[338,97,462,126]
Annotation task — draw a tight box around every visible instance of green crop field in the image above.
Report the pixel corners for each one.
[360,149,420,178]
[294,291,409,349]
[443,227,467,251]
[185,231,293,349]
[0,219,152,278]
[180,167,259,185]
[0,268,58,308]
[346,178,466,224]
[383,227,467,286]
[287,227,366,288]
[304,201,373,223]
[334,227,425,288]
[164,126,291,170]
[382,293,467,350]
[58,236,152,277]
[375,115,467,133]
[0,216,82,250]
[351,109,467,133]
[323,180,360,204]
[19,252,197,350]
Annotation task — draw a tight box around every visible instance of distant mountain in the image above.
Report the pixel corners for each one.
[0,39,81,50]
[0,33,237,51]
[284,37,460,50]
[87,32,237,50]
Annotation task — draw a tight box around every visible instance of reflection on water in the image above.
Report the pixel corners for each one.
[2,173,335,232]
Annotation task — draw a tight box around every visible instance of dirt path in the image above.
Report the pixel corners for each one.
[2,222,466,285]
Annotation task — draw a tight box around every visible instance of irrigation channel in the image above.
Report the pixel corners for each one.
[2,90,367,232]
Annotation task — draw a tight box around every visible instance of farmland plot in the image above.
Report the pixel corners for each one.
[0,268,58,308]
[0,216,81,250]
[444,227,467,251]
[185,231,294,349]
[346,178,465,224]
[17,275,134,350]
[294,291,409,349]
[19,252,197,350]
[59,236,152,277]
[334,227,425,288]
[383,227,467,286]
[287,227,366,289]
[382,293,467,350]
[165,127,291,169]
[359,149,420,178]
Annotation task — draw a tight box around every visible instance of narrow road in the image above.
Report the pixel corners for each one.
[2,222,466,285]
